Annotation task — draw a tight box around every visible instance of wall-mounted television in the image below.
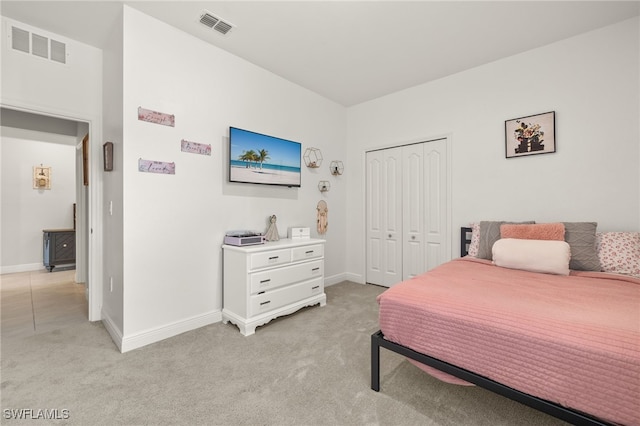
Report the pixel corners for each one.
[229,127,302,188]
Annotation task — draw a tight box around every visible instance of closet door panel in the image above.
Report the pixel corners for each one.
[382,148,402,286]
[424,139,448,271]
[402,144,424,280]
[366,151,384,285]
[366,139,449,287]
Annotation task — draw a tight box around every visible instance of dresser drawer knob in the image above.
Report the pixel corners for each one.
[268,256,279,260]
[260,279,271,284]
[63,244,67,248]
[312,267,320,272]
[260,300,271,306]
[305,250,314,255]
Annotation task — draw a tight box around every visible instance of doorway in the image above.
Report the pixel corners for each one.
[0,107,93,331]
[365,138,450,287]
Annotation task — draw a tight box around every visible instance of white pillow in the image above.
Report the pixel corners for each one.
[492,238,571,276]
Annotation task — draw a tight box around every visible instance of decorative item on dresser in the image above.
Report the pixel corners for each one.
[264,214,280,241]
[222,238,326,336]
[43,229,76,272]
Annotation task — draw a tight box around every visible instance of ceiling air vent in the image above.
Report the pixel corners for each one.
[199,11,234,35]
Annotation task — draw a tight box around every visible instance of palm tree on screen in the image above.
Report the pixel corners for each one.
[257,149,270,170]
[239,150,257,168]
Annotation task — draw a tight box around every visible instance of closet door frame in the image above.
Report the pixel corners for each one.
[365,136,451,287]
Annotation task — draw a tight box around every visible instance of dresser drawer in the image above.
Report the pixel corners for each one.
[250,249,291,270]
[250,260,323,294]
[291,244,324,262]
[250,277,324,316]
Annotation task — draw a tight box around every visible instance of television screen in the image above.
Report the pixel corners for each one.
[229,127,302,187]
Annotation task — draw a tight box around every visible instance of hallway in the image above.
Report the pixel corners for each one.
[1,269,87,340]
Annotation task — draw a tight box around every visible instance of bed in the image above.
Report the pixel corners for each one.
[371,226,640,426]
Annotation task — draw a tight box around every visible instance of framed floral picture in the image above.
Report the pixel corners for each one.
[505,111,555,158]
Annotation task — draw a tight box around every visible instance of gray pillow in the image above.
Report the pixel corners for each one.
[477,220,535,260]
[563,222,600,271]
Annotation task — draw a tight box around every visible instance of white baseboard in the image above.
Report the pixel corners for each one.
[344,272,365,284]
[118,310,222,353]
[324,273,346,287]
[101,312,124,352]
[1,263,44,274]
[324,272,365,286]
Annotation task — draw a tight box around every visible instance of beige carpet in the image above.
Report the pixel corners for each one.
[1,281,567,425]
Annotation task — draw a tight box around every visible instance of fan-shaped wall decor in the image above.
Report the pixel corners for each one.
[317,200,328,234]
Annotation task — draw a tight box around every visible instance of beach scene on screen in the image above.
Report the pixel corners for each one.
[230,129,301,186]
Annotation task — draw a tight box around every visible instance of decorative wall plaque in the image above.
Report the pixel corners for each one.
[138,158,175,175]
[181,139,211,156]
[138,107,175,127]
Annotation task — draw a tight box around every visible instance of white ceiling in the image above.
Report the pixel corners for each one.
[2,1,639,106]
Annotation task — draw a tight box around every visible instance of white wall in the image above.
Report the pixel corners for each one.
[115,7,347,349]
[0,128,76,273]
[1,16,104,321]
[0,17,102,122]
[346,17,640,283]
[101,6,125,341]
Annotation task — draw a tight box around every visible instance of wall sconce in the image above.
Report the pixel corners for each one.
[33,165,51,189]
[303,147,323,168]
[330,160,344,176]
[318,180,330,192]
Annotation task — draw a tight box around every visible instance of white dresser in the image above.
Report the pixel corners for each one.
[222,238,326,336]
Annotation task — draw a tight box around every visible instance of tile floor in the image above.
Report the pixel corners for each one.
[1,269,87,340]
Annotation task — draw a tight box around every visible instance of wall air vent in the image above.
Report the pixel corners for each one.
[50,39,66,63]
[31,33,49,58]
[10,25,67,64]
[199,11,234,35]
[11,26,29,53]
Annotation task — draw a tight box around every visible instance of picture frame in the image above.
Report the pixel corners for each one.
[505,111,555,158]
[33,165,51,189]
[103,142,113,171]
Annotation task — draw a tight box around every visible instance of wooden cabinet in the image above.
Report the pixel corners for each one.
[222,239,326,336]
[43,229,76,272]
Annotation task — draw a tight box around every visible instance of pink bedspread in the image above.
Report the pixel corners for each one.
[377,257,640,425]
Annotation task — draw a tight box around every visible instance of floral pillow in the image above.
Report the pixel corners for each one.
[467,222,480,257]
[596,232,640,278]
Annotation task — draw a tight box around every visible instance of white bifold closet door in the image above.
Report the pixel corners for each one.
[366,139,448,287]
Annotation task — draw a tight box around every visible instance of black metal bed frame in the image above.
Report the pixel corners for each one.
[370,227,612,426]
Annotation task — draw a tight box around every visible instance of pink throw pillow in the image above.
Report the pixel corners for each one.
[500,223,565,241]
